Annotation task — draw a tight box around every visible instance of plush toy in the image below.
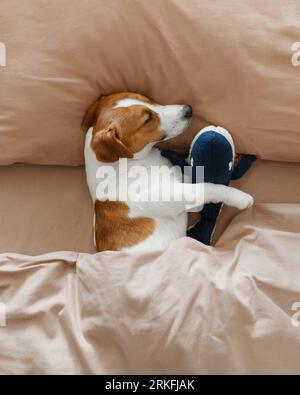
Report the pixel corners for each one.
[161,126,256,245]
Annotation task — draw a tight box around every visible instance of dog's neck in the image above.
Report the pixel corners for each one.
[132,143,156,160]
[115,146,163,174]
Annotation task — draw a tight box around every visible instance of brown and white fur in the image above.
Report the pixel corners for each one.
[82,92,253,253]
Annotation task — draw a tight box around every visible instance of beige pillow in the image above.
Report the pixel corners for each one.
[1,0,300,165]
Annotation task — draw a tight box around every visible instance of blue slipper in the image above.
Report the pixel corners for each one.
[186,126,235,244]
[161,126,255,245]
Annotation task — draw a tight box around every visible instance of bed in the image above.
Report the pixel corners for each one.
[0,0,300,374]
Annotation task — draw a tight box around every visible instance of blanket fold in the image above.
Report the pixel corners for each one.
[0,204,299,374]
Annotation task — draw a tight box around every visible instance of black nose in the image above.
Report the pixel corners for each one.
[184,105,193,119]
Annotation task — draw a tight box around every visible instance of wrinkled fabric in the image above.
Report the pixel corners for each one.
[0,204,300,374]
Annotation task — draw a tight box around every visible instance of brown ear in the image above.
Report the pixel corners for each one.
[91,128,134,163]
[81,97,101,133]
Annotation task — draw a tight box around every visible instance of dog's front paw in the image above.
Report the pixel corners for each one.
[235,191,254,210]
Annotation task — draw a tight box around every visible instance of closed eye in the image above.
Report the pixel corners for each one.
[143,111,152,125]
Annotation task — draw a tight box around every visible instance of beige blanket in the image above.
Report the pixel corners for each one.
[1,204,300,374]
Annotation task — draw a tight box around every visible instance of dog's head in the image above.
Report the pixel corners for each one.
[82,92,192,162]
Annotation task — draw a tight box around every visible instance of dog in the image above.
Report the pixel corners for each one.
[82,92,253,253]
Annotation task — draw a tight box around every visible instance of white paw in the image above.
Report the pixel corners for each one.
[235,191,254,210]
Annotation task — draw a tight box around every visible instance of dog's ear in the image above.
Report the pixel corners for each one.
[91,127,134,163]
[81,97,101,133]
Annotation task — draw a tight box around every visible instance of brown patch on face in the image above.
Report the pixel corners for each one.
[94,200,155,251]
[82,92,166,162]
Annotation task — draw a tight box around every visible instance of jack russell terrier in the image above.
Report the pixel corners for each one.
[82,92,253,253]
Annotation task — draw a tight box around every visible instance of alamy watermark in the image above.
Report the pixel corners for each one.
[0,303,6,327]
[291,42,300,67]
[0,42,6,67]
[291,302,300,327]
[95,159,204,210]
